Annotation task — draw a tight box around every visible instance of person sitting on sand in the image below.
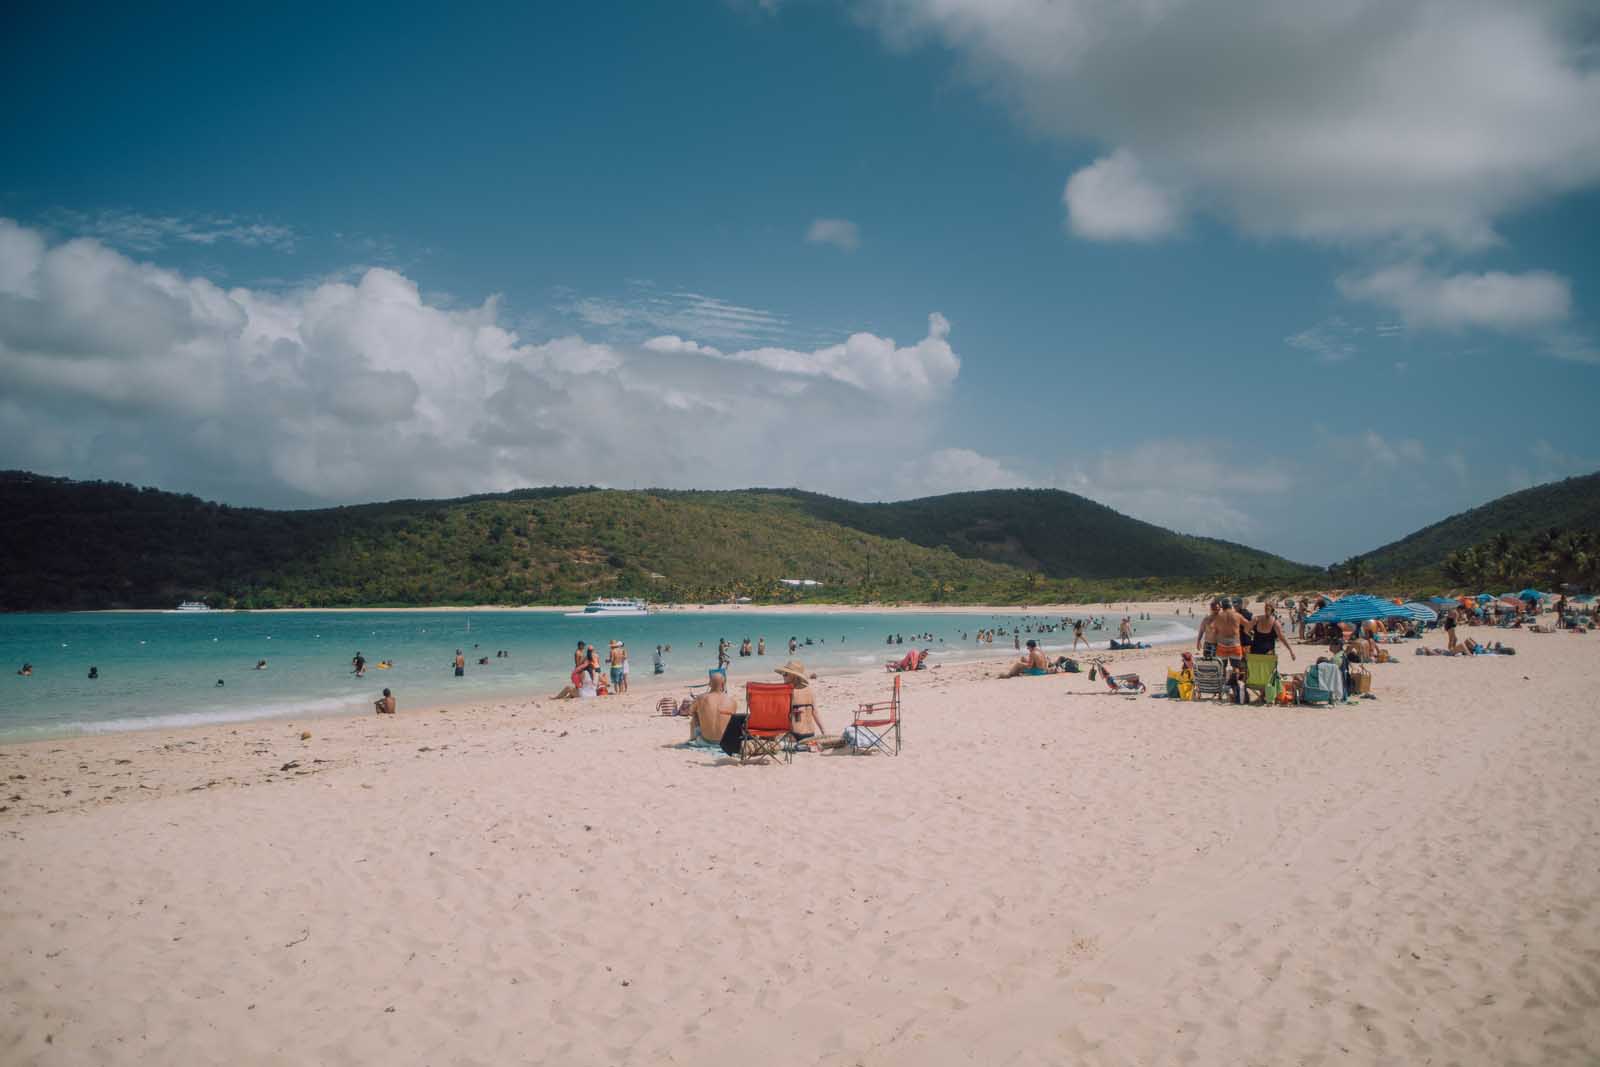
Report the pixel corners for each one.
[689,671,737,745]
[775,660,825,741]
[1000,640,1052,678]
[374,688,396,715]
[887,647,926,672]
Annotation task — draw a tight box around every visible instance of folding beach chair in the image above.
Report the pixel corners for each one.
[850,674,902,755]
[1242,653,1279,705]
[739,682,795,764]
[1299,660,1345,705]
[1191,657,1228,702]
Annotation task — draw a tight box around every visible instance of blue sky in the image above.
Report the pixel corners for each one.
[3,1,1599,563]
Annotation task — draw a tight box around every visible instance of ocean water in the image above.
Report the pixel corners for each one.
[0,609,1195,740]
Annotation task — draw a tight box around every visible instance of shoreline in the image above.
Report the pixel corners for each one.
[72,598,1215,616]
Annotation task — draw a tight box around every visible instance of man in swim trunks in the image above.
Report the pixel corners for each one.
[453,649,466,677]
[688,671,737,745]
[1000,640,1052,678]
[1197,599,1249,666]
[609,640,626,691]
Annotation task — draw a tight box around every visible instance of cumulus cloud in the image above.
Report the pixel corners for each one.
[0,220,964,506]
[805,217,861,252]
[1338,264,1572,331]
[888,447,1026,498]
[861,0,1600,247]
[1062,150,1181,241]
[715,313,958,403]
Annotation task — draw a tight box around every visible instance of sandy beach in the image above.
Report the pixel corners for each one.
[3,627,1598,1065]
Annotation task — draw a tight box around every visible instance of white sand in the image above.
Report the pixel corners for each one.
[3,627,1598,1065]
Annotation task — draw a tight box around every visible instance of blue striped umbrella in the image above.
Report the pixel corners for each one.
[1398,602,1438,622]
[1305,595,1413,624]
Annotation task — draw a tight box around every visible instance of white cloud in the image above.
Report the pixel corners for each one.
[1062,150,1181,241]
[805,217,861,252]
[715,312,958,403]
[1360,431,1426,468]
[0,219,965,506]
[888,447,1026,498]
[566,287,796,346]
[1339,263,1572,331]
[1051,438,1294,540]
[643,335,724,357]
[1285,316,1361,362]
[50,209,298,252]
[860,1,1600,247]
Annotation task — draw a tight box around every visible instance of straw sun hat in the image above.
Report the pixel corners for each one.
[775,659,809,681]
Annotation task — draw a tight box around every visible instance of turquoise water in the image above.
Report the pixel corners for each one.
[0,609,1193,740]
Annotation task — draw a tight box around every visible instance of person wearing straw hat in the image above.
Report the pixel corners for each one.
[775,659,825,740]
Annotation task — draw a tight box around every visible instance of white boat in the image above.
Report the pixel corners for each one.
[173,600,213,612]
[564,597,650,618]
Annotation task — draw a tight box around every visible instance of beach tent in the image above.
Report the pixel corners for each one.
[1398,602,1438,622]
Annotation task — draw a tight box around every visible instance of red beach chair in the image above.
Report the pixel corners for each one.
[740,682,795,764]
[850,674,902,755]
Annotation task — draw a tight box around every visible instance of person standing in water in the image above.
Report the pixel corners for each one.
[453,649,466,677]
[352,651,366,677]
[757,637,766,656]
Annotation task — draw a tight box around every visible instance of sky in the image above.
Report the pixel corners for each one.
[3,0,1599,564]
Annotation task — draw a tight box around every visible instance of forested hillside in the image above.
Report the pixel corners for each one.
[0,473,1326,610]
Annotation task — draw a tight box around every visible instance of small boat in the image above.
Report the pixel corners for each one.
[564,597,650,618]
[173,600,213,613]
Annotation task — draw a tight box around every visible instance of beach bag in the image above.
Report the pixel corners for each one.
[1349,667,1372,695]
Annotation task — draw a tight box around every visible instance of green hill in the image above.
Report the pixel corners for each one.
[0,472,1318,610]
[766,488,1309,581]
[1358,471,1600,577]
[1351,471,1600,591]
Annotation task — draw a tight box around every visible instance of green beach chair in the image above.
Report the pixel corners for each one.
[1243,653,1279,705]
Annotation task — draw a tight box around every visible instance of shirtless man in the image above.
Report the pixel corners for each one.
[688,672,737,745]
[453,649,466,677]
[1000,640,1052,678]
[1197,599,1249,666]
[373,687,396,715]
[609,640,626,692]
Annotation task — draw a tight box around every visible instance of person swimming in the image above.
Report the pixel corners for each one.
[255,659,268,670]
[87,666,99,679]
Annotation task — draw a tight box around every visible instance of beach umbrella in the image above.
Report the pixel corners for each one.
[1518,587,1546,601]
[1476,593,1497,602]
[1427,596,1457,608]
[1398,602,1437,622]
[1305,595,1412,624]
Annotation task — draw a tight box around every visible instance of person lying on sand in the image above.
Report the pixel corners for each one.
[1000,640,1052,678]
[689,672,737,745]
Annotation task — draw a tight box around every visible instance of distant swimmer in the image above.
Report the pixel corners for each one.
[17,663,32,676]
[87,666,99,679]
[215,678,225,687]
[352,652,366,677]
[454,649,466,677]
[374,687,396,715]
[255,659,268,670]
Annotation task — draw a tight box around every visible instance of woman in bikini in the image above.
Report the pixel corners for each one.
[775,660,825,742]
